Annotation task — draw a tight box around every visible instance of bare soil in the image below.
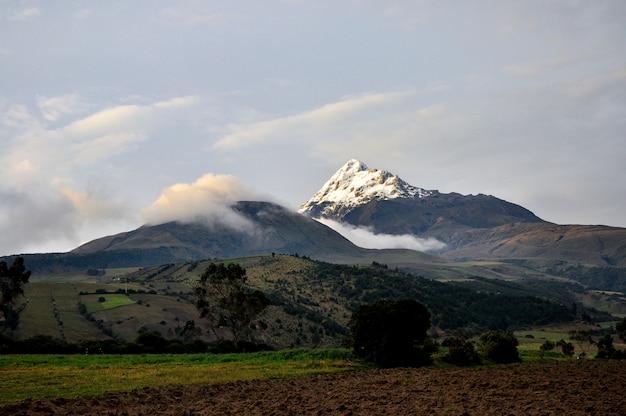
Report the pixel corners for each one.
[2,360,624,415]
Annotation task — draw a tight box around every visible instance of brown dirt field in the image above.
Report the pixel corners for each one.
[2,360,624,415]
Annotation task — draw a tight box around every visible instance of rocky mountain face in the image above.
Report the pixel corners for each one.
[299,159,435,219]
[299,160,626,288]
[299,159,547,247]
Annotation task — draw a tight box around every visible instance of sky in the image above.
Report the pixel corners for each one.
[1,0,625,256]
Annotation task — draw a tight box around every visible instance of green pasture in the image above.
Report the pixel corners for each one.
[82,294,136,313]
[0,349,367,406]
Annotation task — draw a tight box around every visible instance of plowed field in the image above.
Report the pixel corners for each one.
[2,360,624,415]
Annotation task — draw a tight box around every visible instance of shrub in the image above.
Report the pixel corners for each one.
[348,298,437,367]
[478,330,520,364]
[442,333,481,365]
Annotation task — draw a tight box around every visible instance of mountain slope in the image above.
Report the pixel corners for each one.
[299,160,626,289]
[299,159,547,242]
[68,201,365,267]
[12,200,441,273]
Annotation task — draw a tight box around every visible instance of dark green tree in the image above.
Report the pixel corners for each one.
[539,340,556,359]
[195,262,270,348]
[442,332,481,366]
[556,339,575,357]
[0,257,31,330]
[595,334,618,359]
[568,330,593,357]
[348,298,437,367]
[478,330,520,364]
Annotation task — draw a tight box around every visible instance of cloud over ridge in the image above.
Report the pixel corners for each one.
[317,218,447,253]
[141,173,261,232]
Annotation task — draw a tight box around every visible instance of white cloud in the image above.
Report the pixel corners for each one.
[503,55,581,77]
[0,95,198,255]
[4,96,195,184]
[141,173,263,231]
[156,5,244,27]
[37,94,83,122]
[317,218,446,253]
[0,183,129,255]
[8,8,40,21]
[215,91,415,150]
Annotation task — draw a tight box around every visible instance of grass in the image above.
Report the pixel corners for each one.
[83,294,136,313]
[0,348,368,406]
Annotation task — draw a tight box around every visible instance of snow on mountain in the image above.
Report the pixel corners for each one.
[298,159,434,217]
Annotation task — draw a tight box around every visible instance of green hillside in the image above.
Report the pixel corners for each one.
[7,255,620,349]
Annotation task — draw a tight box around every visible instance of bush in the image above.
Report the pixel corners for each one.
[478,330,520,364]
[348,298,437,367]
[442,333,481,365]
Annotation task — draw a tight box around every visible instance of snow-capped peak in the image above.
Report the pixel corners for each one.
[298,159,433,217]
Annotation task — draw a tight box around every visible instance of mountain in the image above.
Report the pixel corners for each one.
[299,159,435,219]
[299,159,547,244]
[299,159,626,290]
[10,200,438,273]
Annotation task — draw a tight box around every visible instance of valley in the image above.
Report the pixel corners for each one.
[9,254,624,350]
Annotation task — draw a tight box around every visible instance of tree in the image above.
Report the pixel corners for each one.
[556,339,575,357]
[442,332,481,366]
[0,257,31,330]
[539,340,556,359]
[348,298,437,367]
[568,330,593,357]
[478,330,521,364]
[595,334,618,359]
[194,262,270,349]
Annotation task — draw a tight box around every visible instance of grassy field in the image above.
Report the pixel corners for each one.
[2,341,612,408]
[0,349,367,406]
[82,294,136,313]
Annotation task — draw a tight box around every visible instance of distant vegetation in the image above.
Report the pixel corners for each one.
[3,255,622,355]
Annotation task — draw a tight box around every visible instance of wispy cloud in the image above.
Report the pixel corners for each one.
[215,91,415,150]
[157,5,244,27]
[3,96,195,183]
[0,95,197,254]
[317,218,446,253]
[503,55,581,77]
[37,94,83,122]
[8,8,40,21]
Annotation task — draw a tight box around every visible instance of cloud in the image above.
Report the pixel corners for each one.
[503,55,581,77]
[141,173,263,232]
[8,8,40,21]
[3,96,195,184]
[0,96,197,255]
[157,5,244,27]
[214,91,415,150]
[317,218,447,253]
[0,183,128,255]
[37,94,83,122]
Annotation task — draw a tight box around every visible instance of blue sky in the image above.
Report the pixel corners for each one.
[1,1,625,255]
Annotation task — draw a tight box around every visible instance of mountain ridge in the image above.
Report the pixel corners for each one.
[298,159,626,285]
[299,159,435,218]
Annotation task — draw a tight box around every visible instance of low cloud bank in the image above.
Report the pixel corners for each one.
[317,218,447,253]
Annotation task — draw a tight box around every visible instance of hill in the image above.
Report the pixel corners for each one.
[10,255,617,348]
